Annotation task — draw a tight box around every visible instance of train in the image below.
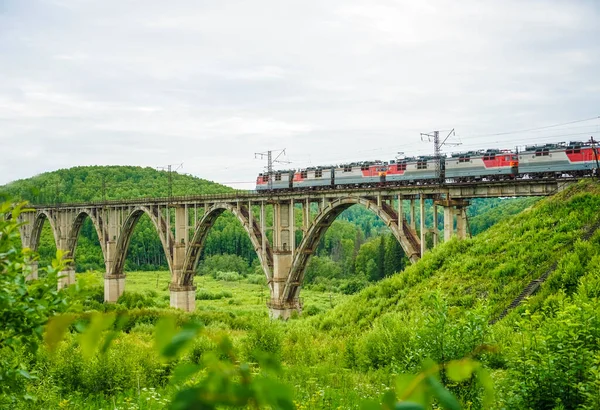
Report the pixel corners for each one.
[255,141,600,191]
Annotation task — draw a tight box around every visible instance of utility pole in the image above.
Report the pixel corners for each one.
[254,149,290,191]
[421,129,459,183]
[101,175,107,203]
[589,137,600,179]
[157,163,183,202]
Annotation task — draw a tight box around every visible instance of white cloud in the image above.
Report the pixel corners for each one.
[0,0,599,188]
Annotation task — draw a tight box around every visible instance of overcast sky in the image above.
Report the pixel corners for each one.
[1,0,599,188]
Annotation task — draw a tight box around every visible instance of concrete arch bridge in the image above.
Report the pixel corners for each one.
[16,180,563,318]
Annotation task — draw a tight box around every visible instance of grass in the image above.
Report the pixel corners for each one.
[90,270,349,316]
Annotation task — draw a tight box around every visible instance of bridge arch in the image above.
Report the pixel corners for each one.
[112,206,174,276]
[29,211,60,252]
[280,196,420,302]
[66,209,107,268]
[179,203,273,287]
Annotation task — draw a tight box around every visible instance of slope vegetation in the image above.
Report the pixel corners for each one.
[315,179,600,333]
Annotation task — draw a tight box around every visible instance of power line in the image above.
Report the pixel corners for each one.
[460,115,600,139]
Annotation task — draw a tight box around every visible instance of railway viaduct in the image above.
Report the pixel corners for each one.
[16,179,567,318]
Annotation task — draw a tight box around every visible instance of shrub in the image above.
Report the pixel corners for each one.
[215,271,242,282]
[243,320,283,362]
[195,289,233,300]
[246,274,267,285]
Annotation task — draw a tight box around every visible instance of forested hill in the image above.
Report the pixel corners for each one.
[0,165,233,204]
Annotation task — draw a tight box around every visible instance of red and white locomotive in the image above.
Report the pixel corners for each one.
[255,141,599,191]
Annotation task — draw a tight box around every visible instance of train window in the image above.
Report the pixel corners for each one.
[483,154,496,160]
[543,149,550,156]
[505,155,510,161]
[275,173,282,181]
[315,169,323,178]
[574,148,581,154]
[360,165,369,171]
[398,163,407,171]
[417,161,427,169]
[458,156,470,163]
[535,150,542,157]
[263,175,269,182]
[300,170,307,178]
[344,166,352,172]
[566,149,573,154]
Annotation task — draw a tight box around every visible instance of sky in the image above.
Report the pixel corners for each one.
[1,0,599,188]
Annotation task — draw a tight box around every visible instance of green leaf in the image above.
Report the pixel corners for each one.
[79,312,116,358]
[395,402,425,410]
[446,358,479,382]
[382,390,397,410]
[17,369,33,380]
[360,400,383,410]
[44,314,75,352]
[154,316,177,355]
[475,366,495,408]
[170,363,203,385]
[426,376,461,410]
[396,374,428,406]
[159,320,203,359]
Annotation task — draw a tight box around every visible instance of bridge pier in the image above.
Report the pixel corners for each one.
[58,267,76,289]
[420,195,427,255]
[170,284,196,311]
[268,201,302,319]
[26,260,39,281]
[104,274,125,302]
[438,199,470,240]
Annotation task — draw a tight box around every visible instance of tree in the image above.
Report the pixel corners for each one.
[0,201,66,402]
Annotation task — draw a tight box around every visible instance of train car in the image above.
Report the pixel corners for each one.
[386,156,438,184]
[333,162,387,186]
[256,170,294,191]
[445,149,518,181]
[518,142,599,177]
[292,166,334,189]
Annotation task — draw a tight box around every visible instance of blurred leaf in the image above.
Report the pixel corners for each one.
[446,358,479,382]
[426,376,461,410]
[154,315,177,355]
[396,374,427,406]
[170,363,203,386]
[381,390,397,409]
[44,314,75,352]
[395,402,425,410]
[159,319,203,359]
[79,312,115,358]
[360,400,384,410]
[475,366,495,408]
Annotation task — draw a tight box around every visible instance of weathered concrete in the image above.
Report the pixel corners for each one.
[26,261,39,281]
[58,268,76,289]
[170,285,196,311]
[104,274,125,302]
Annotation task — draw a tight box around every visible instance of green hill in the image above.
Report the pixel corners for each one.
[0,166,252,270]
[298,179,600,408]
[0,165,234,204]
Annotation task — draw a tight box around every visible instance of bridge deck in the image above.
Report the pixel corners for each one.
[29,178,574,209]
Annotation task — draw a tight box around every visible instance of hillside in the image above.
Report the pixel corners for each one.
[314,179,600,333]
[0,166,246,270]
[0,165,234,204]
[297,179,600,407]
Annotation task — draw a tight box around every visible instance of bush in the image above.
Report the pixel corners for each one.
[214,271,242,282]
[195,289,233,300]
[246,274,267,285]
[117,291,156,309]
[197,254,251,277]
[243,320,283,362]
